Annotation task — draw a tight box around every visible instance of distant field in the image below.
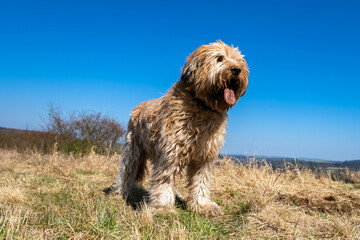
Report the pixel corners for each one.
[1,149,360,239]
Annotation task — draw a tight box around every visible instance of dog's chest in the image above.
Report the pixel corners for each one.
[174,112,227,162]
[195,120,226,159]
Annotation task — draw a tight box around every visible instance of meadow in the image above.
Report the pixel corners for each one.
[1,149,360,239]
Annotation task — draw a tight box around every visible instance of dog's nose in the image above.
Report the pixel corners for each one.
[231,67,241,76]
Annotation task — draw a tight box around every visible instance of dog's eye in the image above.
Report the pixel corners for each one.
[217,56,224,62]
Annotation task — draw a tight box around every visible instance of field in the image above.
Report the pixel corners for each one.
[1,149,360,239]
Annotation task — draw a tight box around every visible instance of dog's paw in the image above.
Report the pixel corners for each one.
[189,201,224,217]
[151,206,178,216]
[108,182,123,194]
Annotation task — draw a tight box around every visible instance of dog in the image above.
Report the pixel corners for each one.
[111,41,249,216]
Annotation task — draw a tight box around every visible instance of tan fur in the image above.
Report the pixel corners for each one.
[111,41,249,216]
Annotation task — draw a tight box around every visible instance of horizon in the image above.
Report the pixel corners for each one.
[1,0,360,161]
[1,126,359,162]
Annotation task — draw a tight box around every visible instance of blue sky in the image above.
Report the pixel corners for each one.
[1,0,359,160]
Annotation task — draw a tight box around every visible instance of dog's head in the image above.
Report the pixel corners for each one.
[181,41,249,112]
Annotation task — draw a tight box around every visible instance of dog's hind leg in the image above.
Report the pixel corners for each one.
[111,127,147,199]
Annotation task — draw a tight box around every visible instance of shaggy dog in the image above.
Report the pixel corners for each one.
[111,41,249,216]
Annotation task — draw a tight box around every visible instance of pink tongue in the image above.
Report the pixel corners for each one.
[224,88,236,106]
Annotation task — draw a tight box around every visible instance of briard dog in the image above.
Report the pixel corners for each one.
[111,41,249,216]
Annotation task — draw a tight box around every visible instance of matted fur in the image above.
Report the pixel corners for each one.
[111,41,249,216]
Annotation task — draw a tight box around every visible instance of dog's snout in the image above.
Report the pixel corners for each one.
[231,67,241,76]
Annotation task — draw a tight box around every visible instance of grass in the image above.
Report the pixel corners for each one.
[1,149,360,239]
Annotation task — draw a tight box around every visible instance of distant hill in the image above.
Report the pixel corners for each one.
[0,126,54,152]
[0,126,44,138]
[0,126,27,132]
[222,155,360,172]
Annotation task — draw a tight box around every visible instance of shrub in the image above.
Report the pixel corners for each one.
[45,104,125,155]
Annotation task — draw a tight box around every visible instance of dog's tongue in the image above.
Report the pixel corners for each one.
[224,88,236,106]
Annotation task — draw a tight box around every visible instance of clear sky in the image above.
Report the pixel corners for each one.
[1,0,359,160]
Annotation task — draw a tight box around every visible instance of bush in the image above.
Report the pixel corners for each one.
[45,104,125,155]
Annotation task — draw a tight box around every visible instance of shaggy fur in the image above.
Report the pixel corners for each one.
[111,41,249,216]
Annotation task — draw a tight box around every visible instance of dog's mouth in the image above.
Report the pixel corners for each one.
[223,78,240,107]
[191,77,243,113]
[224,88,236,106]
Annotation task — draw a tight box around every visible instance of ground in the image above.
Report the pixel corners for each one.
[1,149,360,239]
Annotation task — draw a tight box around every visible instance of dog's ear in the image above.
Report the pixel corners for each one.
[181,56,197,83]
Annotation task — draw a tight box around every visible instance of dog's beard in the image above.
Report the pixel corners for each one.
[202,85,238,112]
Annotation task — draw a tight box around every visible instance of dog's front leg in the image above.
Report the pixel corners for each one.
[148,159,176,213]
[186,159,223,216]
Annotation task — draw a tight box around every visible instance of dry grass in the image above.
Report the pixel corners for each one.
[0,149,360,239]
